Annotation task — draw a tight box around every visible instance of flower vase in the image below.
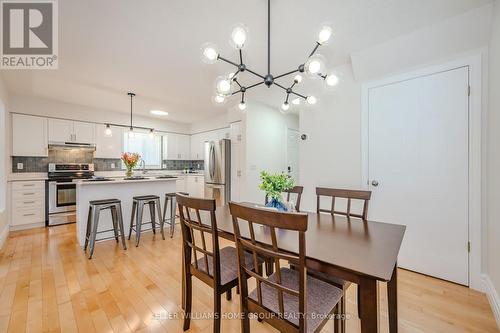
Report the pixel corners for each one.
[265,198,288,211]
[125,167,133,178]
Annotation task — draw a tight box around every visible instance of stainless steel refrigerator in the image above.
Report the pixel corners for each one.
[204,139,231,206]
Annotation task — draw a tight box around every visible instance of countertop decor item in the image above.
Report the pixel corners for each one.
[259,171,294,211]
[121,152,141,178]
[201,0,340,112]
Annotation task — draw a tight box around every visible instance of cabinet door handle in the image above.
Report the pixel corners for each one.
[23,213,35,217]
[23,193,35,195]
[22,184,35,187]
[23,201,35,204]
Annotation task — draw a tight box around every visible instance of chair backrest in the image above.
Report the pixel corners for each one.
[177,194,221,285]
[265,186,304,212]
[316,187,372,220]
[229,202,308,332]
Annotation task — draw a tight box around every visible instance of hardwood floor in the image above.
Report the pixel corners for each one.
[0,224,497,333]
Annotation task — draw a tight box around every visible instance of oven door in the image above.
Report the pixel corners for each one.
[48,181,76,214]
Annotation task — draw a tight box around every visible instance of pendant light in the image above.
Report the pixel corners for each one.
[128,92,136,138]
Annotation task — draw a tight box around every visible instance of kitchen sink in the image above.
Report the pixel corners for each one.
[123,176,148,180]
[156,175,177,179]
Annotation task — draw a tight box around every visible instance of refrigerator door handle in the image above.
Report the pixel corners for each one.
[210,144,216,180]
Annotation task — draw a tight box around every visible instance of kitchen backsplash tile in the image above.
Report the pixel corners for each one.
[94,158,122,171]
[163,160,204,171]
[12,156,48,173]
[48,149,94,163]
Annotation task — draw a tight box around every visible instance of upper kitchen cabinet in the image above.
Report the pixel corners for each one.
[190,133,204,160]
[163,133,190,160]
[48,119,95,144]
[95,124,123,158]
[12,114,48,157]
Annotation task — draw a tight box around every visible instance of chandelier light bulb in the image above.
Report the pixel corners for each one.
[231,24,248,49]
[305,54,325,76]
[216,77,232,95]
[291,98,301,105]
[213,94,226,104]
[281,102,290,112]
[238,101,247,111]
[201,43,219,64]
[318,26,333,45]
[104,124,112,137]
[294,74,303,84]
[325,73,340,87]
[306,96,317,105]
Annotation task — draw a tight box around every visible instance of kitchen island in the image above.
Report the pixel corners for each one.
[75,177,177,246]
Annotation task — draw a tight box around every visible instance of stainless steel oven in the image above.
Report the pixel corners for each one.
[47,163,93,226]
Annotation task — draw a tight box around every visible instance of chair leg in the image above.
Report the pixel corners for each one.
[128,201,136,240]
[213,292,221,333]
[183,273,192,331]
[357,285,362,318]
[265,258,274,276]
[333,303,339,333]
[149,201,156,234]
[341,290,347,333]
[89,207,100,259]
[170,196,176,238]
[84,206,92,251]
[135,203,144,247]
[110,206,119,242]
[162,195,169,232]
[156,198,165,240]
[226,289,232,301]
[116,203,127,250]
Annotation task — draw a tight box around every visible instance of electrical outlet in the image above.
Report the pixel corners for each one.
[162,163,167,169]
[17,163,23,170]
[111,163,115,169]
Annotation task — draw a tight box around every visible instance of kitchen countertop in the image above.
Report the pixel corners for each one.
[8,173,48,182]
[75,177,178,186]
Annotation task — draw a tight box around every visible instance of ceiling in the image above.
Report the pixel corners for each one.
[1,0,492,123]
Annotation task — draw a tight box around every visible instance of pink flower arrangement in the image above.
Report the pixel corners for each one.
[121,152,141,177]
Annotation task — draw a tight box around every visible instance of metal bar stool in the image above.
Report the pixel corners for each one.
[162,192,189,238]
[129,195,164,247]
[84,199,127,259]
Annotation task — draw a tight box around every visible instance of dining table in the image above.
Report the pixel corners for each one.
[184,203,406,333]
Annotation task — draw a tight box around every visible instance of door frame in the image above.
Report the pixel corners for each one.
[285,127,300,181]
[360,54,483,291]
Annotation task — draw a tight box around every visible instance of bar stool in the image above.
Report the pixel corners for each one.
[162,192,189,238]
[129,195,164,247]
[84,199,127,259]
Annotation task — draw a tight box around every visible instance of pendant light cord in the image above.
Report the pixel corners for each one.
[267,0,270,75]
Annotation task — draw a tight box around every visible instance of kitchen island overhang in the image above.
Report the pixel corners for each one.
[75,178,177,246]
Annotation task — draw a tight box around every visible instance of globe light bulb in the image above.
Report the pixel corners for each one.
[104,124,112,137]
[213,94,226,104]
[306,96,317,105]
[216,77,231,94]
[294,74,303,84]
[231,24,248,49]
[318,26,333,45]
[128,127,135,138]
[325,73,339,87]
[238,101,247,111]
[305,54,325,76]
[281,102,290,111]
[291,98,301,105]
[201,43,219,64]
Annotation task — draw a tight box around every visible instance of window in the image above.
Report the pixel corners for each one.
[123,132,162,169]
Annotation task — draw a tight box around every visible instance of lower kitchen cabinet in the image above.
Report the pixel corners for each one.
[187,175,204,197]
[10,180,46,229]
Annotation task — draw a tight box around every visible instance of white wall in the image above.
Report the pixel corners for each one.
[486,0,500,325]
[8,94,190,134]
[0,74,9,248]
[243,102,299,203]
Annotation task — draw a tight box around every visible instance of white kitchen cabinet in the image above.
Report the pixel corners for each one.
[48,119,95,144]
[12,114,48,157]
[95,124,123,158]
[163,134,190,160]
[230,121,243,202]
[187,175,204,197]
[10,180,45,229]
[190,133,205,160]
[176,176,187,193]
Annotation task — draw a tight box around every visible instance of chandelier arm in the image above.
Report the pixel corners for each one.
[285,93,290,103]
[218,55,240,68]
[290,90,307,100]
[308,42,321,58]
[245,67,266,79]
[274,69,299,80]
[241,91,245,103]
[274,82,288,91]
[231,89,242,96]
[239,49,243,65]
[290,82,297,89]
[234,79,242,88]
[246,81,265,90]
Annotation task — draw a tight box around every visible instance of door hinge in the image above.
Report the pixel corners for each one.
[468,85,471,97]
[467,241,471,253]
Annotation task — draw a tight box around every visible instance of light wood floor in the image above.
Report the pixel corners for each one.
[0,223,497,333]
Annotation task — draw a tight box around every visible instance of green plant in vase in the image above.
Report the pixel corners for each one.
[121,152,141,178]
[259,171,294,211]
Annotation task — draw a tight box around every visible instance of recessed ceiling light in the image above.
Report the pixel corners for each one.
[150,110,168,116]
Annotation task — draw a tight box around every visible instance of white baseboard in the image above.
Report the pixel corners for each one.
[483,274,500,329]
[0,224,8,250]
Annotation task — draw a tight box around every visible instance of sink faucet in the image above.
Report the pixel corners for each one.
[140,160,147,174]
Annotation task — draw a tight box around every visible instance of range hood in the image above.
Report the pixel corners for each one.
[48,142,96,150]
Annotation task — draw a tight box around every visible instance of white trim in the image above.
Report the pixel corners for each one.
[361,54,483,291]
[9,222,45,232]
[483,274,500,329]
[0,223,8,250]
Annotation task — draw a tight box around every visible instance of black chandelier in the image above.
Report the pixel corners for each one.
[202,0,339,112]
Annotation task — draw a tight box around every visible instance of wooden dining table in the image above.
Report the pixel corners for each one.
[185,203,406,333]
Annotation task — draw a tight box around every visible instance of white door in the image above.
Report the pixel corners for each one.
[367,66,469,285]
[286,128,300,182]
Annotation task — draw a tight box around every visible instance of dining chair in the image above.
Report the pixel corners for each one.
[265,185,304,212]
[314,187,372,332]
[229,201,343,333]
[177,194,263,333]
[316,187,371,220]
